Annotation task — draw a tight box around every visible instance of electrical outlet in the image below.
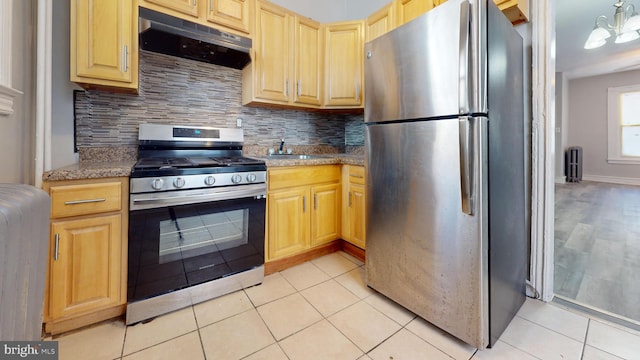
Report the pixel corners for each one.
[236,118,242,128]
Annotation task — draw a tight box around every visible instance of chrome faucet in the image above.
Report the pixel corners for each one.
[279,138,285,154]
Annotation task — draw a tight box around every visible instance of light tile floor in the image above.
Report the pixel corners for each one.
[51,251,640,360]
[555,181,640,322]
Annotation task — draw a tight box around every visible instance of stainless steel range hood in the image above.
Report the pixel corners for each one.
[139,7,252,69]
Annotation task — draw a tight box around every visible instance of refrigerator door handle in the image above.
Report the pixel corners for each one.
[459,116,474,215]
[458,0,471,114]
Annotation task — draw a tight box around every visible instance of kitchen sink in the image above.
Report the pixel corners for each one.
[267,154,328,159]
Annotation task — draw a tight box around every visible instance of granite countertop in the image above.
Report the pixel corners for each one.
[42,161,137,181]
[257,153,364,167]
[42,154,364,181]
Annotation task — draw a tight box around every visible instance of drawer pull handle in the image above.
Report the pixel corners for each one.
[314,194,318,210]
[64,198,106,205]
[54,233,59,261]
[350,174,364,179]
[303,195,306,212]
[348,191,352,207]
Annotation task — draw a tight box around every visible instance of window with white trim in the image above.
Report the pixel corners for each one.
[607,85,640,164]
[0,0,23,116]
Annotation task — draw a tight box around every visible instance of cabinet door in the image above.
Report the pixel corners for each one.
[324,21,364,107]
[267,188,310,260]
[366,3,395,42]
[254,1,291,103]
[49,214,123,319]
[348,183,366,249]
[311,183,340,247]
[207,0,251,33]
[396,0,434,25]
[293,17,323,106]
[145,0,199,17]
[72,0,135,86]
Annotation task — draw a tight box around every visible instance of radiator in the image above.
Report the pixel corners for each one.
[565,146,583,183]
[0,184,50,341]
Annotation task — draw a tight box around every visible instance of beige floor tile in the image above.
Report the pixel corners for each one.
[280,261,330,291]
[337,250,365,266]
[56,319,125,360]
[364,293,416,326]
[472,340,537,360]
[500,316,583,359]
[328,301,401,352]
[335,267,376,299]
[123,307,197,355]
[300,279,360,316]
[405,317,476,360]
[582,345,625,360]
[122,331,204,360]
[279,320,363,360]
[587,320,640,359]
[244,272,296,307]
[311,252,360,277]
[242,343,288,360]
[516,298,589,341]
[257,293,323,340]
[193,290,253,327]
[358,356,373,360]
[368,329,451,360]
[199,309,274,360]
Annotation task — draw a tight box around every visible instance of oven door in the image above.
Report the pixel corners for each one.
[127,184,266,303]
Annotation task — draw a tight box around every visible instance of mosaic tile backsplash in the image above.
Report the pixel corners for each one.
[75,51,365,150]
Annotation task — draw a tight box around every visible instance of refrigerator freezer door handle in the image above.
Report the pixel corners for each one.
[458,0,471,114]
[459,116,474,215]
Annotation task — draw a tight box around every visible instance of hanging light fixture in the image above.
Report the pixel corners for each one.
[584,1,640,49]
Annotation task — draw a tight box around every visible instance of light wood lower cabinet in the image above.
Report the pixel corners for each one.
[342,165,366,249]
[267,165,341,261]
[42,177,128,335]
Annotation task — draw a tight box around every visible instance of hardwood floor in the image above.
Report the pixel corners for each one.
[555,180,640,322]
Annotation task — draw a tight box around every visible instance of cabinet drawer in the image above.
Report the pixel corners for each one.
[348,166,365,185]
[50,182,122,218]
[269,165,340,191]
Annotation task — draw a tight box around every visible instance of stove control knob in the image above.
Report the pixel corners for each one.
[231,174,243,184]
[174,177,186,188]
[151,178,164,190]
[247,173,257,183]
[204,176,216,186]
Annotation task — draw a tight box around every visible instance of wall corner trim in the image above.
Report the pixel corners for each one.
[0,84,23,116]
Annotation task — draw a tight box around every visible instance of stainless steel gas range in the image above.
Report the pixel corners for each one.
[126,124,266,325]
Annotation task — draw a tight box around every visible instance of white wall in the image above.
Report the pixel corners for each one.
[269,0,386,22]
[0,0,36,184]
[567,69,640,181]
[51,0,79,168]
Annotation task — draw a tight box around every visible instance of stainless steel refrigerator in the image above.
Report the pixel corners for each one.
[364,0,526,349]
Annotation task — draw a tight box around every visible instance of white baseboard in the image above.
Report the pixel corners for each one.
[555,176,566,184]
[582,174,640,186]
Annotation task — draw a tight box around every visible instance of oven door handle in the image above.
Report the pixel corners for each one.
[130,185,266,210]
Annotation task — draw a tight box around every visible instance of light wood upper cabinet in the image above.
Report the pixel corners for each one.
[139,0,253,36]
[145,0,199,17]
[71,0,138,92]
[251,0,290,103]
[366,2,395,42]
[395,0,434,25]
[206,0,251,34]
[293,16,323,106]
[243,1,323,107]
[494,0,529,25]
[324,21,364,108]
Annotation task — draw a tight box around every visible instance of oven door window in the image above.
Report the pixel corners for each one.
[128,197,265,303]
